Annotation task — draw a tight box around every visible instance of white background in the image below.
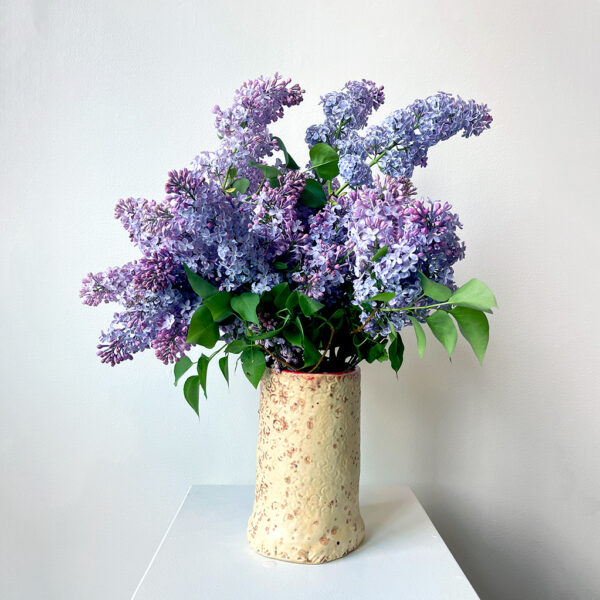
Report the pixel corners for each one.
[1,1,599,598]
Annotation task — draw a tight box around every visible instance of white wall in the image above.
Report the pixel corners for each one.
[1,0,599,598]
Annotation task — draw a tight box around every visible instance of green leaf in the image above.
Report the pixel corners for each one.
[300,178,327,209]
[250,161,281,180]
[203,291,232,322]
[230,292,260,324]
[240,347,266,388]
[184,264,218,298]
[183,376,200,416]
[418,272,452,302]
[309,143,339,180]
[197,354,210,398]
[298,292,324,317]
[273,261,288,270]
[368,292,396,303]
[449,279,497,312]
[218,355,229,386]
[371,245,389,262]
[274,136,299,170]
[451,307,489,364]
[226,340,248,354]
[426,310,458,358]
[186,305,219,348]
[367,342,387,364]
[303,337,321,367]
[285,290,299,311]
[388,333,405,373]
[227,177,250,195]
[271,282,291,309]
[173,355,193,386]
[330,308,346,326]
[282,319,303,347]
[408,316,426,358]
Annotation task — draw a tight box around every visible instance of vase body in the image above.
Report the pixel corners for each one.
[247,368,364,564]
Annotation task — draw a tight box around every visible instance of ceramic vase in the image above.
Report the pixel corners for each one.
[247,368,364,563]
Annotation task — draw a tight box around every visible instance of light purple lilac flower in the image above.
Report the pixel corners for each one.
[82,76,490,368]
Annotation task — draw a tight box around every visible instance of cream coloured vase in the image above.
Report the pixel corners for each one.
[247,368,365,563]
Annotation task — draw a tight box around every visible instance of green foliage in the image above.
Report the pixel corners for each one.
[226,177,250,195]
[250,161,281,187]
[451,307,489,364]
[371,245,389,262]
[240,347,266,388]
[186,305,219,348]
[173,355,193,386]
[177,261,496,414]
[449,279,497,312]
[184,265,217,298]
[197,354,210,398]
[203,291,233,322]
[302,337,321,367]
[418,272,452,302]
[230,292,260,324]
[300,178,327,208]
[426,310,458,358]
[226,340,248,354]
[408,316,426,358]
[298,292,324,317]
[218,356,229,386]
[273,136,299,170]
[368,292,396,303]
[183,375,200,416]
[309,143,340,180]
[388,333,404,373]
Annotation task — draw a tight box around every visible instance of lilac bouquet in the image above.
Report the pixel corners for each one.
[81,75,495,414]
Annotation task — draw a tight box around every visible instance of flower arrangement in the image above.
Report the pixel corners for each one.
[81,75,495,414]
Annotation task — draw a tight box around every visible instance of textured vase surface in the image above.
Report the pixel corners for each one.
[247,368,364,564]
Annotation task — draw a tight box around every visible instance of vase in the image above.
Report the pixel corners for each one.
[247,368,365,564]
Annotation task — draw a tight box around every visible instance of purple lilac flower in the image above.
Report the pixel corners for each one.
[196,74,304,190]
[375,92,492,179]
[293,195,354,302]
[338,154,373,187]
[349,177,464,335]
[249,171,308,263]
[82,76,490,369]
[304,79,385,148]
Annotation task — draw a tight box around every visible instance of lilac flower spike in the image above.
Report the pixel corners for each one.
[82,76,492,371]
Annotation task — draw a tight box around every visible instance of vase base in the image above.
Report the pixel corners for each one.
[247,520,365,564]
[248,517,365,565]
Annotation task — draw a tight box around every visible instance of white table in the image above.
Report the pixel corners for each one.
[132,485,478,599]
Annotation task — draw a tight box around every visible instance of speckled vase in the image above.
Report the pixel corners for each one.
[247,368,365,564]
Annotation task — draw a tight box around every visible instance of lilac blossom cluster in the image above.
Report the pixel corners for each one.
[306,83,491,185]
[81,75,491,369]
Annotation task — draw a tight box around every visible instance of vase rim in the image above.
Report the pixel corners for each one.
[277,367,360,376]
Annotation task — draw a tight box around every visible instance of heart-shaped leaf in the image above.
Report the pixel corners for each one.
[449,279,497,312]
[230,292,260,325]
[173,355,193,386]
[309,143,339,180]
[241,347,266,388]
[186,305,219,348]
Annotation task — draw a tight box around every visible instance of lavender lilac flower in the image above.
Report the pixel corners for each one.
[81,75,491,371]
